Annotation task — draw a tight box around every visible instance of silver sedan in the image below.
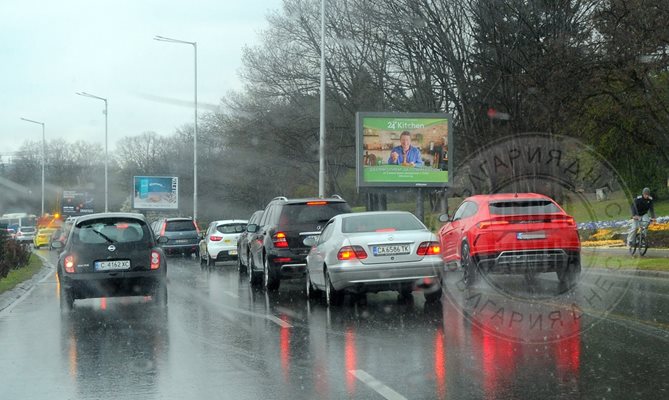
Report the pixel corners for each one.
[304,211,444,306]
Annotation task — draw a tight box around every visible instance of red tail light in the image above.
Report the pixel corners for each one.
[150,250,161,270]
[160,222,166,236]
[307,201,327,206]
[209,235,223,242]
[477,220,510,229]
[417,241,441,256]
[337,246,368,260]
[64,255,75,273]
[274,257,293,263]
[273,232,289,248]
[552,217,576,226]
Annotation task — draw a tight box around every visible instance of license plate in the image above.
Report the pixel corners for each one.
[373,244,410,256]
[229,250,238,256]
[175,239,189,244]
[517,231,546,240]
[95,260,131,271]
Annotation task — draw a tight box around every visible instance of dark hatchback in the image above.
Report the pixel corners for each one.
[151,217,200,256]
[54,213,168,310]
[247,196,351,291]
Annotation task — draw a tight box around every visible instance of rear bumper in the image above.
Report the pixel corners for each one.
[267,251,309,279]
[161,244,198,253]
[61,270,165,299]
[476,249,579,274]
[327,258,444,291]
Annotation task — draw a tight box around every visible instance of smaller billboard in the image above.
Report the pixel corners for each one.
[356,112,452,188]
[132,176,178,210]
[62,190,95,215]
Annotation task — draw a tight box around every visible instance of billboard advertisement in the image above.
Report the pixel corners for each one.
[62,190,95,215]
[132,176,178,210]
[356,112,452,188]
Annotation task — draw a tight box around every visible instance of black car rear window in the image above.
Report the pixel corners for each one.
[216,223,246,234]
[165,220,197,232]
[279,202,351,226]
[342,213,426,233]
[74,219,148,244]
[489,200,561,215]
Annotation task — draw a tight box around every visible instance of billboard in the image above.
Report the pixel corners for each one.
[356,112,452,188]
[132,176,178,210]
[62,190,95,215]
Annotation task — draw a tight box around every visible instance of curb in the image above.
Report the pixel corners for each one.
[0,252,54,313]
[585,266,669,279]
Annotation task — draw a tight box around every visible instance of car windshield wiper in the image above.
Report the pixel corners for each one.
[90,229,115,243]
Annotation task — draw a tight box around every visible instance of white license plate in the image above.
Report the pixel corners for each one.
[175,239,189,244]
[95,260,131,271]
[373,244,410,256]
[517,231,546,240]
[229,250,238,256]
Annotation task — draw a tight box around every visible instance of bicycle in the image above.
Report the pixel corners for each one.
[629,219,652,256]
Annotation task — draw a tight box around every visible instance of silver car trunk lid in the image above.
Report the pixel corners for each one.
[346,230,434,265]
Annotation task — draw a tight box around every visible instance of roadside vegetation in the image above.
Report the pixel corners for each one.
[0,231,37,294]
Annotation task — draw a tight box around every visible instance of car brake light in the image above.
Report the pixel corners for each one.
[274,257,292,263]
[150,251,161,270]
[307,201,327,206]
[552,217,575,226]
[210,235,223,242]
[477,220,510,229]
[273,232,289,248]
[417,241,440,256]
[337,246,367,260]
[64,255,75,273]
[160,222,166,236]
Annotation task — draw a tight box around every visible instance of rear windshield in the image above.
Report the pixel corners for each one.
[20,227,35,233]
[216,223,246,234]
[165,220,197,232]
[74,219,148,244]
[279,202,351,226]
[342,213,426,233]
[489,200,561,215]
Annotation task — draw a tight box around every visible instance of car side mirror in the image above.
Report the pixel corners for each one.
[246,224,258,233]
[157,236,169,244]
[51,241,64,249]
[438,214,451,223]
[303,236,317,247]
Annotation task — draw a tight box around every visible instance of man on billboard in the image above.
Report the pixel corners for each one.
[387,131,423,167]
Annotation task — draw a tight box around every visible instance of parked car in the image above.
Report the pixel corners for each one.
[33,227,56,249]
[52,212,168,310]
[14,226,36,243]
[247,196,352,291]
[237,210,263,272]
[199,219,248,267]
[437,193,581,288]
[304,211,444,306]
[151,217,200,256]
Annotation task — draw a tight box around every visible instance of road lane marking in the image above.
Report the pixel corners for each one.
[223,290,239,299]
[349,370,407,400]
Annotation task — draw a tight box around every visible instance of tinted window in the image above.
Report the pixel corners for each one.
[489,200,561,215]
[74,219,148,244]
[279,203,351,226]
[318,222,336,244]
[20,227,35,233]
[217,223,246,234]
[452,201,470,221]
[342,213,425,233]
[165,220,197,231]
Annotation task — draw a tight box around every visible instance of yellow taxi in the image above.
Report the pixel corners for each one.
[33,227,56,249]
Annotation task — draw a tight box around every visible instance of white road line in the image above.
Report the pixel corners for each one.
[349,370,407,400]
[222,290,239,299]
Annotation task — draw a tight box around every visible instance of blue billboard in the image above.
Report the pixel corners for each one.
[132,176,178,210]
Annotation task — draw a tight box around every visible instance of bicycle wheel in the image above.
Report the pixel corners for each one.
[639,234,649,256]
[629,233,638,255]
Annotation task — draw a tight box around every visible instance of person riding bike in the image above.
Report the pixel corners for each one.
[627,187,656,248]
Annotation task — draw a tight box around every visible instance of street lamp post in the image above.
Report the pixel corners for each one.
[319,0,326,198]
[19,118,45,216]
[154,35,198,221]
[76,92,108,212]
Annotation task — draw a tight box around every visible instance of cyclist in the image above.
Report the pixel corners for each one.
[627,187,656,248]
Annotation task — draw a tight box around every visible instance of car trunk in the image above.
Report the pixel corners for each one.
[346,231,433,265]
[474,213,579,251]
[72,240,154,273]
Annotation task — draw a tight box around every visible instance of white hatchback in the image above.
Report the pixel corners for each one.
[200,219,248,267]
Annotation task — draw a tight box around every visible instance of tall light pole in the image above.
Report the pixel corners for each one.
[76,92,108,212]
[19,118,45,216]
[318,0,326,198]
[154,35,198,220]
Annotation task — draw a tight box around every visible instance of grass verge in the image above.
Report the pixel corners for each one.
[0,254,44,294]
[582,253,669,271]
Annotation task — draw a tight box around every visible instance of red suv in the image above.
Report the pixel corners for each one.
[438,193,580,288]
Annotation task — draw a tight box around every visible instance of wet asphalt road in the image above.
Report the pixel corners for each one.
[1,249,668,400]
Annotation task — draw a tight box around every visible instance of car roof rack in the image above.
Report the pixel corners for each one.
[272,196,288,201]
[331,194,343,199]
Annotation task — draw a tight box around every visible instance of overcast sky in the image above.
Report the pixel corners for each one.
[1,0,283,155]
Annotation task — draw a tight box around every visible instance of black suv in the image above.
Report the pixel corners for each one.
[247,196,351,291]
[151,217,200,256]
[53,212,168,310]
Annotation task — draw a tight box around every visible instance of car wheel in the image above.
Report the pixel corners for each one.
[558,255,581,290]
[154,282,168,306]
[461,243,478,287]
[59,284,74,311]
[424,286,443,303]
[249,254,261,286]
[263,254,280,292]
[325,270,343,306]
[306,269,321,299]
[237,249,246,272]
